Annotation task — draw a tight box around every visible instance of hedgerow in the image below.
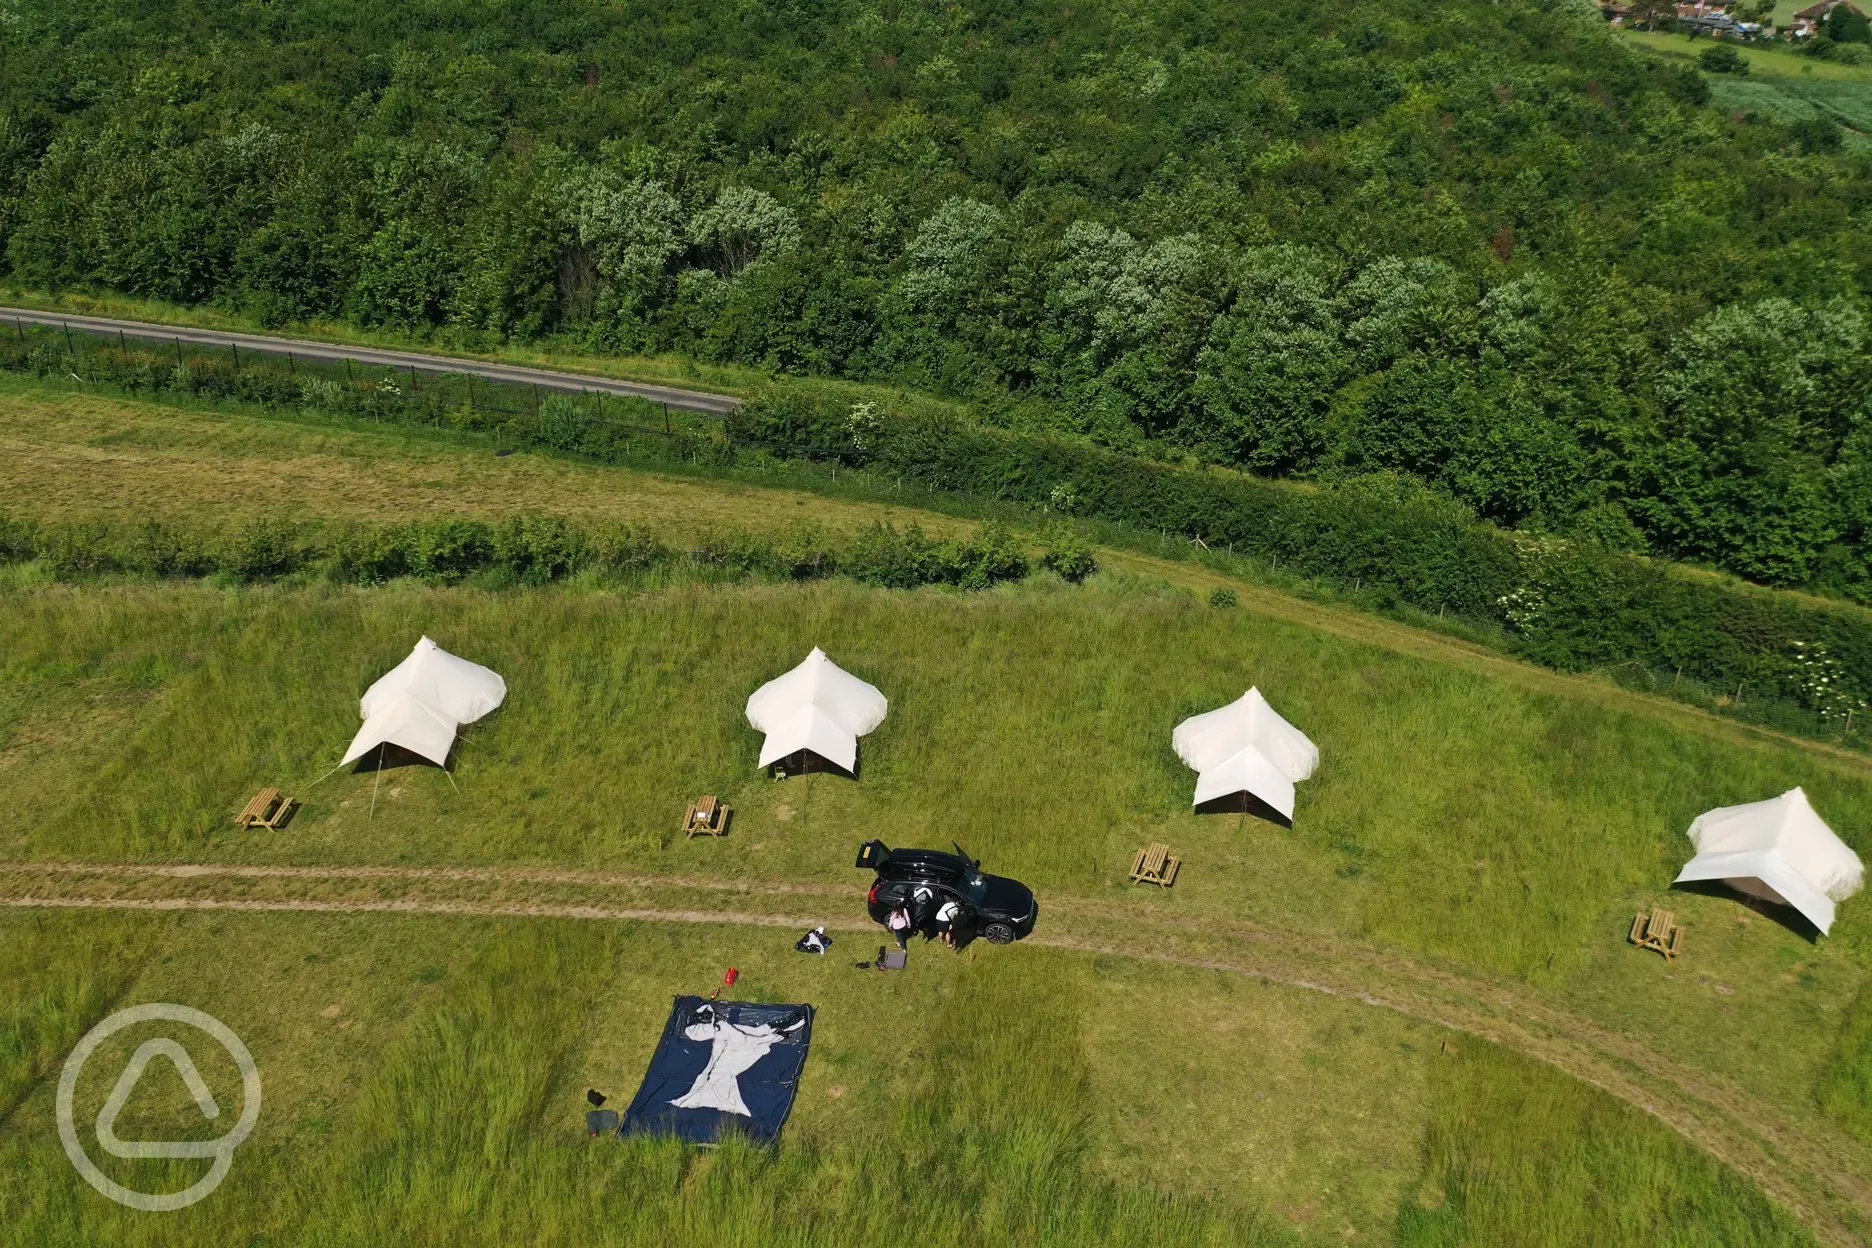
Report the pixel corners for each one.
[0,511,1038,597]
[732,383,1872,729]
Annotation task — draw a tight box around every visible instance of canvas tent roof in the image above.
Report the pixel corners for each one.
[342,637,507,767]
[1172,687,1319,821]
[745,648,886,775]
[1673,788,1863,934]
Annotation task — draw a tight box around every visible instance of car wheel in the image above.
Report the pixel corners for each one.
[982,922,1016,945]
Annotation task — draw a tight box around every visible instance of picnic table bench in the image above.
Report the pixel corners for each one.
[1629,906,1683,960]
[683,795,732,838]
[1129,841,1180,888]
[235,787,297,831]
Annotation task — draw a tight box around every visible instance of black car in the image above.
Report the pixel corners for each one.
[855,839,1038,945]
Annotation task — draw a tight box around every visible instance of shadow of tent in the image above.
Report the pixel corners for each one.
[350,741,456,774]
[768,744,859,781]
[1669,879,1822,944]
[1194,789,1294,829]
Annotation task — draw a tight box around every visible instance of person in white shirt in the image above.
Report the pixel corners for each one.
[935,898,963,948]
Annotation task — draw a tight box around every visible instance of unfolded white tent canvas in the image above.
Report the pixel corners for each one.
[1172,687,1319,822]
[746,648,886,776]
[1673,787,1862,935]
[342,637,507,768]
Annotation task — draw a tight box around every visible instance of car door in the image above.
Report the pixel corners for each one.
[869,879,912,923]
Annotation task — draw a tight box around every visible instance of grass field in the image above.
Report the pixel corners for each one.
[1614,29,1872,144]
[0,910,1819,1247]
[2,379,1870,1243]
[1614,29,1872,83]
[0,380,963,541]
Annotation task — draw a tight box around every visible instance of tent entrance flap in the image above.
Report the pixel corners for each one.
[767,745,859,780]
[1193,788,1295,828]
[620,997,815,1145]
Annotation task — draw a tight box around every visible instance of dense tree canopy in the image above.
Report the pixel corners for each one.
[0,0,1869,596]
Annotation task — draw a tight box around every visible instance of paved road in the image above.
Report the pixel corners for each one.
[0,305,741,414]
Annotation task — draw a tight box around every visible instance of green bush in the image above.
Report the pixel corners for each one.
[536,394,596,455]
[772,522,839,580]
[214,517,305,582]
[842,523,952,589]
[586,522,671,573]
[951,520,1029,590]
[329,522,413,586]
[492,514,582,585]
[121,520,215,577]
[1039,521,1099,583]
[0,513,39,562]
[41,522,117,578]
[409,519,494,584]
[1210,586,1239,608]
[1698,45,1749,75]
[841,521,1028,591]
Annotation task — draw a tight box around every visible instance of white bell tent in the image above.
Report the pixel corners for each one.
[341,637,507,769]
[1673,787,1863,935]
[746,648,887,778]
[1172,687,1319,824]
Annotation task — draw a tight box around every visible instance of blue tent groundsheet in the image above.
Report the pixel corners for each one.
[620,996,815,1145]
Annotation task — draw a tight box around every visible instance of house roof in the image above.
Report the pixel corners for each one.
[1794,0,1865,19]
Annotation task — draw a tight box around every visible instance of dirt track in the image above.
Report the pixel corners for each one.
[5,859,1869,1246]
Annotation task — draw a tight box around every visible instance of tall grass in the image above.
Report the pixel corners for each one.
[0,913,156,1120]
[1395,1042,1815,1247]
[4,578,1867,983]
[0,920,1280,1247]
[1818,982,1872,1145]
[3,578,1869,1244]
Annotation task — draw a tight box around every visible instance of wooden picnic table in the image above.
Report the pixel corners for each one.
[683,795,731,838]
[1629,906,1683,960]
[235,787,296,831]
[1129,841,1180,888]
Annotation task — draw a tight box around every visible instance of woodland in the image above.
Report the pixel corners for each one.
[1,0,1870,594]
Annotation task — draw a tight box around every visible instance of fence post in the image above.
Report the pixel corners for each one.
[62,322,73,357]
[13,319,22,344]
[411,365,418,393]
[532,384,540,419]
[345,358,354,386]
[467,375,475,410]
[118,329,127,355]
[287,351,296,377]
[664,402,670,434]
[231,342,240,373]
[174,337,184,368]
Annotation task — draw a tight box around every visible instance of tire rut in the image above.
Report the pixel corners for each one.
[3,861,1866,1245]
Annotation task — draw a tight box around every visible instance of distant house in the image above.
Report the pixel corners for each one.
[1790,0,1867,34]
[1675,3,1743,33]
